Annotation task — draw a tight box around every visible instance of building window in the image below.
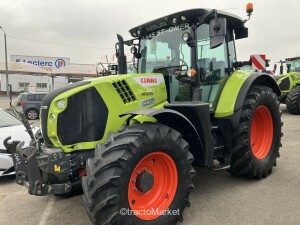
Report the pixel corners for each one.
[19,82,30,88]
[36,83,47,88]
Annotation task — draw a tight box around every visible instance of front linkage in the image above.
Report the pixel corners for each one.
[3,107,88,196]
[4,137,72,196]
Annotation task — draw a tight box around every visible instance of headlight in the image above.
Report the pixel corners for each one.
[181,15,187,21]
[57,100,65,109]
[50,114,56,122]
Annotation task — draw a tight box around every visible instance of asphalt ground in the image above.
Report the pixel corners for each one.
[0,95,299,225]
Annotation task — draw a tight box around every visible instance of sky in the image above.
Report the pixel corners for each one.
[0,0,299,70]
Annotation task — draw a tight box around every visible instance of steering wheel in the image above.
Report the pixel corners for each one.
[170,58,189,71]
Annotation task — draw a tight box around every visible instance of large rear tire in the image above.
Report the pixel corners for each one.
[229,86,282,178]
[286,87,300,115]
[82,123,195,225]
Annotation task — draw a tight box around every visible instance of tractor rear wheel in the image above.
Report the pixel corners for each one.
[286,87,300,115]
[229,86,282,178]
[82,123,195,225]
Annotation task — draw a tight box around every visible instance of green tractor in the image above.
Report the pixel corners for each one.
[275,57,300,114]
[5,5,283,225]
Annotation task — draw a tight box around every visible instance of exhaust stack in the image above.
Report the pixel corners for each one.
[116,34,127,75]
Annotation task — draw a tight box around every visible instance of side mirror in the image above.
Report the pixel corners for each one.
[273,64,277,74]
[209,18,227,49]
[286,64,291,73]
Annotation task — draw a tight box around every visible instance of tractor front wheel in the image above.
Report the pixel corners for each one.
[82,123,195,225]
[229,86,282,178]
[286,87,300,115]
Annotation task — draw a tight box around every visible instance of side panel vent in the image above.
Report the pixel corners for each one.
[112,80,136,104]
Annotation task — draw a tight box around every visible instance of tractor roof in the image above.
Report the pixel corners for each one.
[286,57,300,62]
[129,8,248,39]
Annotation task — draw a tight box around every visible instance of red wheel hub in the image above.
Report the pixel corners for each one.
[128,152,178,220]
[250,106,273,159]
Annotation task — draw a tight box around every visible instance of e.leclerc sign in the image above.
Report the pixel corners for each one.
[11,55,70,72]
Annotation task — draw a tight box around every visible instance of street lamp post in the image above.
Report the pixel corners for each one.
[0,26,9,95]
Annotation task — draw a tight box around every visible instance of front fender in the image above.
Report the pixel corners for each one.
[120,108,207,166]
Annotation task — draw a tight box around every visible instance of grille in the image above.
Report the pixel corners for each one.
[279,77,291,91]
[41,81,91,146]
[57,87,108,145]
[112,80,136,104]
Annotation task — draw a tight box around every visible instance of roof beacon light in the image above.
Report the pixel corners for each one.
[246,3,253,14]
[244,3,254,23]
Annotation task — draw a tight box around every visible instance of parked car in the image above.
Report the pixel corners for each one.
[15,92,47,120]
[0,108,35,177]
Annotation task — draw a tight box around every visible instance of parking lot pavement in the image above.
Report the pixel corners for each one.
[0,102,299,225]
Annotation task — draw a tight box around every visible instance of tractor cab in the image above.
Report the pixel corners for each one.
[286,57,300,73]
[117,9,248,111]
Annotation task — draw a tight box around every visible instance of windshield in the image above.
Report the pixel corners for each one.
[139,23,191,73]
[0,109,22,127]
[287,59,300,72]
[136,22,235,111]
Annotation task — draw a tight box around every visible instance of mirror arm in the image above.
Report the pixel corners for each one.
[196,9,217,29]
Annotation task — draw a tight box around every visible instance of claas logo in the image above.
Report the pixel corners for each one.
[54,165,61,173]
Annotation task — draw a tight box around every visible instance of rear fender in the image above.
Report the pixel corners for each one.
[215,72,280,130]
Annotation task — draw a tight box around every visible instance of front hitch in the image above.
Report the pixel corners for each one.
[3,137,72,196]
[4,136,29,186]
[16,141,45,195]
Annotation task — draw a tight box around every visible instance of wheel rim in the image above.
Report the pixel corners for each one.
[250,106,273,159]
[128,152,178,220]
[27,110,37,119]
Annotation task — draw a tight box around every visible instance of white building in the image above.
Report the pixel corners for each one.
[0,74,68,92]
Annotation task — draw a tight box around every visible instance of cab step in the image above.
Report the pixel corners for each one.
[211,163,230,171]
